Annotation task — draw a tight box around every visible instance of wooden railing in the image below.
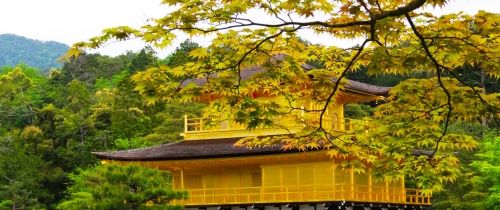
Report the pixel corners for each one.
[182,115,368,140]
[173,184,430,206]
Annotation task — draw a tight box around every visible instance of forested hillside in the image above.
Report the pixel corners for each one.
[0,34,68,72]
[0,41,203,209]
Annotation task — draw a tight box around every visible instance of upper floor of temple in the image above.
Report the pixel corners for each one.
[181,76,390,140]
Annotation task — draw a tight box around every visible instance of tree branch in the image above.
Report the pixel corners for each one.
[170,0,426,34]
[405,13,453,158]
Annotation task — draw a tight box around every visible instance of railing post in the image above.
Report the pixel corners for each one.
[260,186,263,202]
[184,115,188,132]
[400,178,405,203]
[180,168,184,189]
[341,184,344,199]
[286,187,289,201]
[332,159,336,200]
[385,178,389,201]
[350,168,354,200]
[368,169,373,201]
[300,185,303,200]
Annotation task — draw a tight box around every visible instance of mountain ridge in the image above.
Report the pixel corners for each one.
[0,33,69,72]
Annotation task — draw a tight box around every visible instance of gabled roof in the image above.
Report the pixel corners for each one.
[93,138,300,161]
[182,66,390,96]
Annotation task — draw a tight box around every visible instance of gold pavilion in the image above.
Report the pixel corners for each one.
[95,68,431,210]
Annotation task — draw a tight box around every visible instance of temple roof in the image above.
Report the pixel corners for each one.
[183,66,391,96]
[343,79,391,95]
[93,137,432,161]
[93,138,300,161]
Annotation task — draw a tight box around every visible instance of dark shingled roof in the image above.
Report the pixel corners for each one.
[343,79,391,95]
[93,137,431,161]
[93,138,299,161]
[182,66,391,96]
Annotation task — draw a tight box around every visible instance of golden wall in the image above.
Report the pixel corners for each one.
[171,159,407,205]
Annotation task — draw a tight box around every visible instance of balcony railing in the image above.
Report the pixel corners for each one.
[173,184,430,206]
[182,115,368,140]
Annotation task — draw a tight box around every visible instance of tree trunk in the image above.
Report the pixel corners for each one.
[480,69,487,126]
[12,195,15,210]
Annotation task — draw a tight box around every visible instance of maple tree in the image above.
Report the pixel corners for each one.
[69,0,500,192]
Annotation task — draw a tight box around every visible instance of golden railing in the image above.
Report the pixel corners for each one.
[173,184,430,206]
[182,115,368,140]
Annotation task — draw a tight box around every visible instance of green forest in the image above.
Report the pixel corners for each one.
[0,41,206,209]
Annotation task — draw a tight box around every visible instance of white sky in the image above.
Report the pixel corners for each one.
[0,0,498,58]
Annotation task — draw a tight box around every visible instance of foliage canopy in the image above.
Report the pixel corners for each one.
[57,164,186,210]
[0,47,202,209]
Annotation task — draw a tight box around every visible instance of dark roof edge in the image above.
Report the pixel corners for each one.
[93,148,431,161]
[92,149,301,161]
